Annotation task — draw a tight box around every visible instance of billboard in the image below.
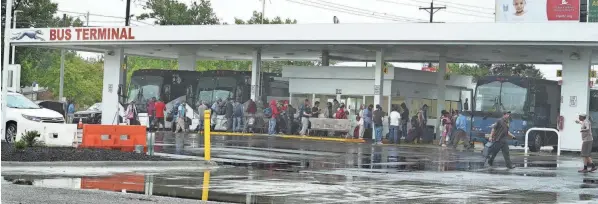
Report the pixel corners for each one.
[495,0,580,22]
[590,0,598,22]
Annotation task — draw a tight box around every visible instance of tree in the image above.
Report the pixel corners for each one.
[234,11,317,73]
[449,63,543,81]
[137,0,220,25]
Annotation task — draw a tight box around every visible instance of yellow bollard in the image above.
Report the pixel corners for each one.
[201,171,210,201]
[203,110,211,161]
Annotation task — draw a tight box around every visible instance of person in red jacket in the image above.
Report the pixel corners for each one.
[268,100,280,135]
[335,104,348,119]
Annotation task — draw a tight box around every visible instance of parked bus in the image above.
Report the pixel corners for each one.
[126,69,288,129]
[464,76,561,152]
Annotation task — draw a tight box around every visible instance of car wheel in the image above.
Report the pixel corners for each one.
[5,123,17,143]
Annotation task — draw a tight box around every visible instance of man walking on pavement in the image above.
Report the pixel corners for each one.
[576,113,596,173]
[452,110,472,150]
[486,111,516,169]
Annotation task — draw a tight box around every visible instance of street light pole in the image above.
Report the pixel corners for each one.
[10,10,22,64]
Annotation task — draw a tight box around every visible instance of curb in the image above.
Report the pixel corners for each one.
[1,160,216,167]
[211,131,365,143]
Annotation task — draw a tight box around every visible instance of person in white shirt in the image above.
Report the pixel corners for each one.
[357,115,365,139]
[389,105,401,144]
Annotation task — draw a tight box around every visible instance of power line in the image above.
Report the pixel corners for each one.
[57,10,153,25]
[285,0,425,22]
[313,0,425,21]
[377,0,494,18]
[433,0,494,11]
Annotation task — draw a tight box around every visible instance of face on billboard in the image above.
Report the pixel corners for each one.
[513,0,527,16]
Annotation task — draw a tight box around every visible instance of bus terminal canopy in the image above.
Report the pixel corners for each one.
[8,23,598,64]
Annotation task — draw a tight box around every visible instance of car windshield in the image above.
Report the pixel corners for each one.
[475,81,527,114]
[87,103,101,111]
[7,94,41,109]
[128,75,163,112]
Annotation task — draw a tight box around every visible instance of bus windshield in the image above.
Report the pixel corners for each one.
[128,75,163,112]
[196,76,236,104]
[475,81,527,114]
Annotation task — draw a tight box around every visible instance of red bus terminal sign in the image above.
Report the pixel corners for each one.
[49,27,135,41]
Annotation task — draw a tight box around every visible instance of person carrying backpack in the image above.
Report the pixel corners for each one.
[266,100,279,135]
[233,99,244,132]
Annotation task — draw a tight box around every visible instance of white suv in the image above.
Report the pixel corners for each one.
[4,92,65,143]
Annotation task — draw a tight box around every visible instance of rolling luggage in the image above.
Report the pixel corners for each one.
[483,141,496,159]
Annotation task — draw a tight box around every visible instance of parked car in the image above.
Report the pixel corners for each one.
[74,103,124,124]
[35,100,67,117]
[4,92,65,143]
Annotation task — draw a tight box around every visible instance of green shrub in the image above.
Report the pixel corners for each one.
[14,140,27,150]
[21,131,41,147]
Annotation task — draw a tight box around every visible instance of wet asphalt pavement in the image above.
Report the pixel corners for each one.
[4,132,598,203]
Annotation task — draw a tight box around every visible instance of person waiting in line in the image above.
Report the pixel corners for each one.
[356,115,365,139]
[267,100,280,135]
[170,101,181,131]
[147,97,156,131]
[363,104,373,139]
[335,104,348,119]
[332,99,340,112]
[389,105,401,144]
[417,104,428,143]
[324,102,334,118]
[276,100,286,134]
[576,113,596,173]
[196,101,208,131]
[174,101,186,133]
[486,111,515,169]
[400,103,409,140]
[232,99,244,132]
[452,110,472,150]
[312,101,321,118]
[358,104,365,118]
[244,99,257,132]
[154,98,166,131]
[373,105,384,145]
[225,98,234,131]
[125,100,139,125]
[439,110,452,147]
[67,100,76,123]
[299,99,312,136]
[286,103,297,134]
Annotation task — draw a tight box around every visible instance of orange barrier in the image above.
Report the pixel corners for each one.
[80,124,147,152]
[81,173,145,193]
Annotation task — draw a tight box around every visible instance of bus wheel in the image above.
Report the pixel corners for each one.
[529,133,542,152]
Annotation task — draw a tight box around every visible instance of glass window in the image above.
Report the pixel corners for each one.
[127,76,163,113]
[7,94,41,109]
[500,82,527,114]
[590,90,598,112]
[475,81,502,112]
[196,77,236,104]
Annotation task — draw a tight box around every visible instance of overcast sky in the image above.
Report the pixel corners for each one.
[51,0,569,80]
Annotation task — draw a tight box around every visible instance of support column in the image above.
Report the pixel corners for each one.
[374,50,385,107]
[373,50,385,140]
[178,47,197,71]
[560,49,592,151]
[250,49,262,101]
[101,48,124,125]
[321,50,330,66]
[436,54,447,139]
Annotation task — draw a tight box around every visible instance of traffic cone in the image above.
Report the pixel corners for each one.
[77,118,83,129]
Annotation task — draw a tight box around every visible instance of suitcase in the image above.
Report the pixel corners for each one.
[483,141,496,158]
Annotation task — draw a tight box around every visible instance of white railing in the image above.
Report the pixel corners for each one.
[524,127,560,156]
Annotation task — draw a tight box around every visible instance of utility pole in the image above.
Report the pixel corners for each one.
[59,14,67,101]
[419,1,446,23]
[86,11,90,26]
[261,0,266,24]
[121,0,132,104]
[420,1,445,68]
